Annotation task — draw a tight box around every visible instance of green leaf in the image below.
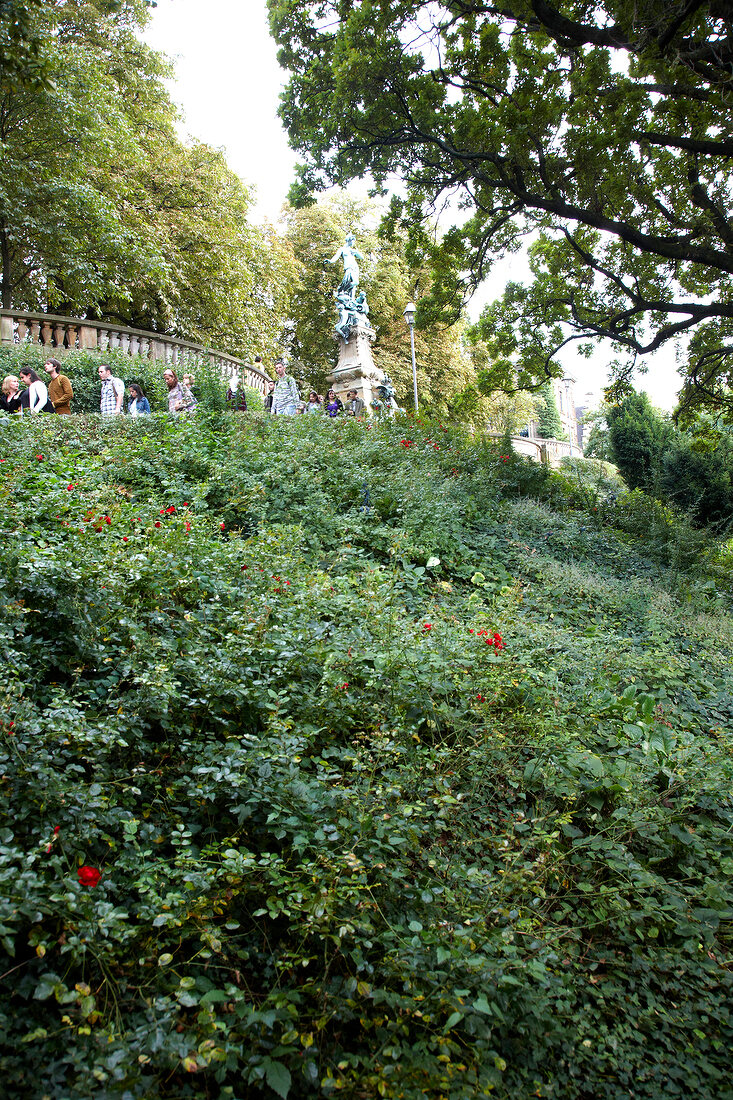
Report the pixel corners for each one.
[264,1058,292,1099]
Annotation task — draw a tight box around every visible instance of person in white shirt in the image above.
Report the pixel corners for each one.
[19,368,53,414]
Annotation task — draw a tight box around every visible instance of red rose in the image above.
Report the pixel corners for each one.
[77,865,101,887]
[154,521,161,528]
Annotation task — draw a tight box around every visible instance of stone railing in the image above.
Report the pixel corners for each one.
[486,433,582,464]
[0,309,269,393]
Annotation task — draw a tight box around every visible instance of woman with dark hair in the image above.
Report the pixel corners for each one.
[305,390,322,413]
[19,368,54,414]
[128,383,151,416]
[325,389,344,418]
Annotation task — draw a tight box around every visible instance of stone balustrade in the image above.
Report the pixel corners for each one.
[0,309,269,393]
[486,433,583,464]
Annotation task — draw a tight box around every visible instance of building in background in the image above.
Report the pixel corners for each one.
[525,377,583,452]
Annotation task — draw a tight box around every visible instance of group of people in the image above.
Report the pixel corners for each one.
[262,361,366,418]
[1,359,73,415]
[0,358,198,417]
[96,363,197,417]
[0,354,368,421]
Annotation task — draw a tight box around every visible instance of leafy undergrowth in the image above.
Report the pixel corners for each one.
[0,413,731,1100]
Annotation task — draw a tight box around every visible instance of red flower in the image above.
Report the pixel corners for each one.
[154,521,161,528]
[220,522,225,530]
[183,501,189,507]
[477,694,485,701]
[166,505,176,514]
[185,521,191,532]
[66,484,75,491]
[104,516,111,525]
[77,865,101,887]
[36,454,44,461]
[423,623,432,631]
[54,825,60,835]
[123,536,128,542]
[241,564,247,570]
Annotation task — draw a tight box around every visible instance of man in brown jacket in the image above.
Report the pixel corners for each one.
[44,358,73,414]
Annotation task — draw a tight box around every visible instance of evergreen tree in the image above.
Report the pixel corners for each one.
[537,384,564,440]
[660,433,733,530]
[607,392,671,491]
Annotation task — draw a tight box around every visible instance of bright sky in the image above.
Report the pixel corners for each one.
[142,0,684,412]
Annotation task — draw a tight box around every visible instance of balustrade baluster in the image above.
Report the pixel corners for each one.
[98,330,109,351]
[16,319,28,342]
[53,323,66,347]
[129,335,140,356]
[120,333,130,354]
[40,321,53,345]
[66,325,78,349]
[79,325,98,349]
[29,321,41,344]
[138,337,150,358]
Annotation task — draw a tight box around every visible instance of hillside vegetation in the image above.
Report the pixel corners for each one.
[0,413,732,1100]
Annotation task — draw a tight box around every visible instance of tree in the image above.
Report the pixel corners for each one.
[607,391,672,491]
[0,0,292,358]
[582,406,613,463]
[0,0,53,91]
[660,431,733,529]
[269,1,733,418]
[537,383,564,440]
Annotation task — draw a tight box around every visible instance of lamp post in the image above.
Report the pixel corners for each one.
[403,301,418,413]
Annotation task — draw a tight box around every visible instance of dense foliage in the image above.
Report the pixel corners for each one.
[602,392,733,529]
[269,0,733,420]
[0,411,731,1099]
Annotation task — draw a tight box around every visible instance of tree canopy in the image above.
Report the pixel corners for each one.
[269,0,733,419]
[0,0,292,359]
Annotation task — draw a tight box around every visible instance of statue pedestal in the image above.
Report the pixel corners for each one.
[327,321,382,413]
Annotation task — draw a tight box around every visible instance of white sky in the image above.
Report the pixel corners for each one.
[142,0,684,412]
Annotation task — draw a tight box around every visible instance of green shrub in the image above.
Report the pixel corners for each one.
[0,413,731,1099]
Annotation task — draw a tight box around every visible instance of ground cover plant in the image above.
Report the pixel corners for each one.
[0,412,731,1099]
